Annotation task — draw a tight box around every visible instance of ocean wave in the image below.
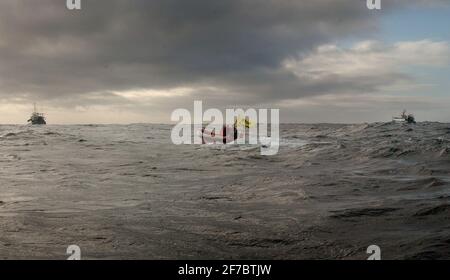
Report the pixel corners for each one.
[0,122,449,259]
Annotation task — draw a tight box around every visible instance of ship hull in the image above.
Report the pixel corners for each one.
[28,116,46,125]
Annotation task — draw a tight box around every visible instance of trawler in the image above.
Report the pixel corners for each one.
[392,110,416,124]
[27,104,47,125]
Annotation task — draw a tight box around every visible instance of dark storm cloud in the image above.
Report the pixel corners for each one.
[0,0,445,108]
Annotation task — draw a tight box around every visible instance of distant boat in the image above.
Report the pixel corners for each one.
[27,103,47,125]
[392,110,416,124]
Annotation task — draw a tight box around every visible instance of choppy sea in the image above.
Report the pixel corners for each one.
[0,122,449,259]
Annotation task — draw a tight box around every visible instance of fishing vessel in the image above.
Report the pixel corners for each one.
[392,110,415,124]
[27,104,47,125]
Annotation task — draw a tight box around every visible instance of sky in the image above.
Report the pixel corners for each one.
[0,0,449,124]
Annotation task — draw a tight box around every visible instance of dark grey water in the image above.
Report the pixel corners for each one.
[0,122,449,259]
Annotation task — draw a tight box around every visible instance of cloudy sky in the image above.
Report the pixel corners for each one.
[0,0,449,124]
